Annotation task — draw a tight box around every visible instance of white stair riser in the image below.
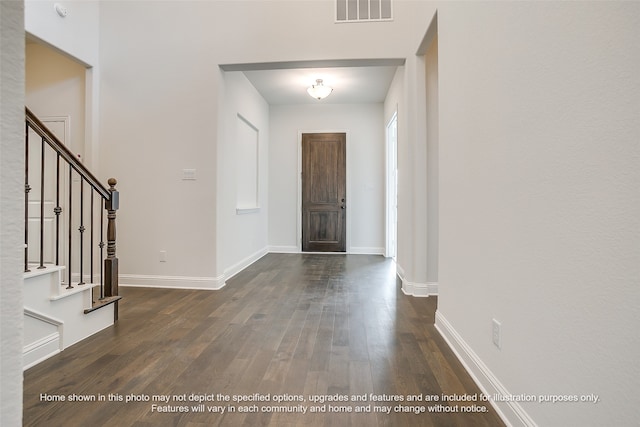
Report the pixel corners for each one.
[23,266,115,370]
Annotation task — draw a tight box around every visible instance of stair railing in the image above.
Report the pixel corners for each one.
[24,107,120,316]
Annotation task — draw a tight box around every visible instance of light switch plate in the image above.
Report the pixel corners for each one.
[182,169,196,180]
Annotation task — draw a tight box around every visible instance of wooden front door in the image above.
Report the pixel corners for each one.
[302,133,346,252]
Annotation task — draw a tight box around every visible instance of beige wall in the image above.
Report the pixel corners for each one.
[26,42,86,158]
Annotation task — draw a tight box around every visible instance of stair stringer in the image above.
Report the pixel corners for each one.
[23,265,115,370]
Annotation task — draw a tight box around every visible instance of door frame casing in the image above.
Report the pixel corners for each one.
[297,130,350,253]
[385,110,398,259]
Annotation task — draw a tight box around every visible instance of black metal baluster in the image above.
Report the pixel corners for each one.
[79,180,85,285]
[24,123,31,272]
[90,190,94,283]
[99,200,105,300]
[38,137,46,269]
[54,154,61,265]
[67,167,73,289]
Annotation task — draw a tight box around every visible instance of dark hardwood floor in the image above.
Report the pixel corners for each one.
[23,254,505,427]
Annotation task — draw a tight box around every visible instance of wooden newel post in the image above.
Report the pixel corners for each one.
[104,178,119,299]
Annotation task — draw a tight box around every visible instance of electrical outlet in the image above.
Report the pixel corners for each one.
[160,250,167,262]
[492,318,502,349]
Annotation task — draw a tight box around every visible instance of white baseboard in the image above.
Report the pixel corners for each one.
[395,263,438,296]
[435,311,538,427]
[349,246,385,255]
[268,245,299,253]
[119,249,387,291]
[223,247,269,282]
[119,248,269,291]
[119,274,225,290]
[402,280,438,297]
[268,246,385,255]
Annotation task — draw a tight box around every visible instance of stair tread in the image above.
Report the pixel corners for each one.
[83,296,122,314]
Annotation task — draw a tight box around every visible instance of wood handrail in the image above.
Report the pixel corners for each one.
[25,107,110,200]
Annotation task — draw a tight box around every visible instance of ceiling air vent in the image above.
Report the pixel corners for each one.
[336,0,393,22]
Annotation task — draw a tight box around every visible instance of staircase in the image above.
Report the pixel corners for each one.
[23,266,120,369]
[23,107,121,370]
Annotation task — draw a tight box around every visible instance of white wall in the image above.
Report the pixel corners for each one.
[384,68,404,146]
[19,1,640,425]
[26,42,86,157]
[406,53,429,286]
[385,56,434,292]
[384,67,412,268]
[435,2,640,426]
[95,0,434,284]
[383,69,402,261]
[0,1,25,425]
[210,0,433,66]
[269,104,385,254]
[218,72,270,280]
[24,0,101,171]
[25,0,99,67]
[424,36,439,285]
[99,3,220,287]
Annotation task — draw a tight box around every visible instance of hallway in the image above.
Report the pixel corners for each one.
[24,254,504,426]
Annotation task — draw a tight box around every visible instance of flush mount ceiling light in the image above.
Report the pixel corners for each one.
[307,79,333,100]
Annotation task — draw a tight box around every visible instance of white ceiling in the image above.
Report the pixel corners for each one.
[243,66,399,105]
[222,59,404,105]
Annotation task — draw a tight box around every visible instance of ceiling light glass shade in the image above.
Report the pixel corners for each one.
[307,79,333,100]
